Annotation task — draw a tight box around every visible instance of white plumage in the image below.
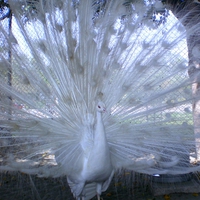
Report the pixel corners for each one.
[66,102,114,199]
[0,0,200,199]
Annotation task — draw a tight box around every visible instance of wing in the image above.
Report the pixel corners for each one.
[67,177,85,199]
[82,183,98,200]
[73,171,115,200]
[102,170,115,192]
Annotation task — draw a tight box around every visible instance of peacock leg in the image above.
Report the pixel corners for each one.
[97,194,100,200]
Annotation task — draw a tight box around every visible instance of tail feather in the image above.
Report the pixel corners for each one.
[0,0,200,188]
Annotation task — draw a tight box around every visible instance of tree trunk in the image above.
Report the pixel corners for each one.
[7,10,13,119]
[187,32,200,161]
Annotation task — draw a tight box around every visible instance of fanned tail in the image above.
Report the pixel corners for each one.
[0,0,200,181]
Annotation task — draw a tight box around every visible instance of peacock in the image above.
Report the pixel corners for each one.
[0,0,200,199]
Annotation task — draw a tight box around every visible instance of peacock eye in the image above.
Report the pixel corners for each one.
[98,105,101,108]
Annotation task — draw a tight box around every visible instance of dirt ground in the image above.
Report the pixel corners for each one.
[0,172,199,200]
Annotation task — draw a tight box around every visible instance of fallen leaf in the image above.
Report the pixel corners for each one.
[164,194,170,200]
[192,193,199,197]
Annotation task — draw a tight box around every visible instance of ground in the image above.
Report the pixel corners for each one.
[0,172,199,200]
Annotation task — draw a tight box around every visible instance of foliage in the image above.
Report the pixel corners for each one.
[0,0,11,20]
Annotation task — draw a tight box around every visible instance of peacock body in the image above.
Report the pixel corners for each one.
[0,0,200,199]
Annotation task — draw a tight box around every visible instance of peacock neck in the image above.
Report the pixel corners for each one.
[96,111,102,123]
[94,111,107,144]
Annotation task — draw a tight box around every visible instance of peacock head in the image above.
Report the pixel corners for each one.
[96,102,106,113]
